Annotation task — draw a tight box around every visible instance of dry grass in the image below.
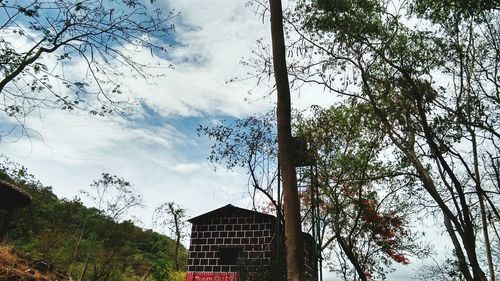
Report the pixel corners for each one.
[0,244,68,281]
[0,244,18,264]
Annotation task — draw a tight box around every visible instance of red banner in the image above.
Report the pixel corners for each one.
[186,272,239,281]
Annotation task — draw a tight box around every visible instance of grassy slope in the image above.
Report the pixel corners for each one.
[0,157,187,281]
[0,244,69,281]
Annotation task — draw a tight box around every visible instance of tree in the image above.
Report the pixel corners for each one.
[252,0,500,280]
[72,173,144,279]
[153,201,187,271]
[198,111,280,213]
[268,1,306,280]
[82,173,144,222]
[295,104,426,280]
[0,0,176,135]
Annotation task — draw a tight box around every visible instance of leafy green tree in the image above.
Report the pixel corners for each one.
[249,0,500,279]
[296,104,427,280]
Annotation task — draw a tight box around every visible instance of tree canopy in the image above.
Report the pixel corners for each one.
[209,0,500,279]
[273,0,499,279]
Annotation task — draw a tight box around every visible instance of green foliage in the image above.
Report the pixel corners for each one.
[411,0,500,22]
[0,155,187,281]
[302,0,384,43]
[295,104,423,280]
[269,0,500,279]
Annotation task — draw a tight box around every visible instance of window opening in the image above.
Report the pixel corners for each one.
[219,247,241,265]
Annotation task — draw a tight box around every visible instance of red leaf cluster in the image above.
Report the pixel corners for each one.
[360,199,409,265]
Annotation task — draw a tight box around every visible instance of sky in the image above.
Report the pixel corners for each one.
[0,1,452,280]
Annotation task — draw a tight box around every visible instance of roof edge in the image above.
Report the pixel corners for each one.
[188,204,275,223]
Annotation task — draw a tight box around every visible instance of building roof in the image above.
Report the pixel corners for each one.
[0,179,32,209]
[188,204,276,224]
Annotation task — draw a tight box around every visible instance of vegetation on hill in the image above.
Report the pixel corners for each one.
[0,156,187,281]
[0,244,69,280]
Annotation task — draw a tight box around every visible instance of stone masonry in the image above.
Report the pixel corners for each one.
[187,204,275,273]
[186,204,318,281]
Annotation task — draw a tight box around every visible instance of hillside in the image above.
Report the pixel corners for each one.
[0,157,186,281]
[0,244,69,280]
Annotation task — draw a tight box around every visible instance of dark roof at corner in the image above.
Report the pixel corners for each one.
[0,179,32,209]
[188,204,276,223]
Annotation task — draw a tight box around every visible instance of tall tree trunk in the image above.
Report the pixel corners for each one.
[444,214,473,281]
[168,203,181,271]
[471,133,495,281]
[336,235,367,281]
[361,74,486,280]
[79,255,90,281]
[69,219,88,277]
[174,225,180,271]
[268,1,306,281]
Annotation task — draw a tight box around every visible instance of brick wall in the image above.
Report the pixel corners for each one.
[187,209,275,273]
[186,205,318,281]
[303,233,319,281]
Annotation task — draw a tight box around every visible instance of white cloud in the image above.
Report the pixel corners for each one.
[109,0,275,118]
[1,0,278,227]
[171,163,201,173]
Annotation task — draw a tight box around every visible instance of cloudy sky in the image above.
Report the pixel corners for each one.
[2,0,279,221]
[0,1,451,280]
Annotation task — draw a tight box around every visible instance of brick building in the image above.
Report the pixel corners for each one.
[186,204,318,281]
